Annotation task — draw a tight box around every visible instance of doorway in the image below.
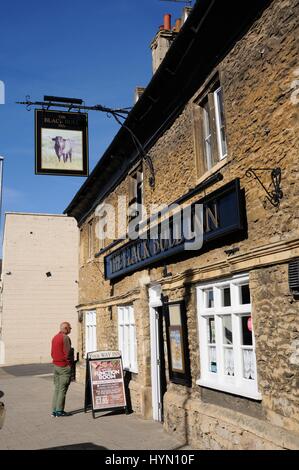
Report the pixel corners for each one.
[149,285,167,422]
[156,306,167,421]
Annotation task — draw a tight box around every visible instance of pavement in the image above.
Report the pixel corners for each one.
[0,364,186,450]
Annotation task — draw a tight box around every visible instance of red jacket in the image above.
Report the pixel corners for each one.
[51,332,71,367]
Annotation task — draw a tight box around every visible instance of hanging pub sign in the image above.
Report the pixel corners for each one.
[84,350,127,418]
[35,109,89,176]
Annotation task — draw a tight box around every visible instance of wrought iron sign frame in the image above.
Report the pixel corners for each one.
[245,167,283,207]
[17,95,155,186]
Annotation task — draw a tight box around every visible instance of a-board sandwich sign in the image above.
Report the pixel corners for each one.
[84,350,127,418]
[35,109,89,176]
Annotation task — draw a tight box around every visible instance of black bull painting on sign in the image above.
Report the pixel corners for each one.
[52,136,72,162]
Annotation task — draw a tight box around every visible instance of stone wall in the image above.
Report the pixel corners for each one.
[185,399,299,450]
[251,265,299,431]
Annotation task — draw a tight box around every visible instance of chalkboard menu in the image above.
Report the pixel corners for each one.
[84,351,127,418]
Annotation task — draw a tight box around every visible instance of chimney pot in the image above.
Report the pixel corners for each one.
[134,87,145,104]
[175,18,182,32]
[163,13,171,31]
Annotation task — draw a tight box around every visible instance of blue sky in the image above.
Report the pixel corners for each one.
[0,0,190,248]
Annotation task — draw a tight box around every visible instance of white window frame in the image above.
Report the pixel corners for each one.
[196,274,261,400]
[79,228,84,266]
[84,310,97,357]
[202,100,213,171]
[214,86,228,160]
[87,220,94,260]
[118,305,138,373]
[96,199,107,252]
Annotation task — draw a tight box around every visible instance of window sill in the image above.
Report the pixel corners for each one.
[196,157,228,187]
[196,378,262,401]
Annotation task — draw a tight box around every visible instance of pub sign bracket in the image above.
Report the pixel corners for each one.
[245,167,283,207]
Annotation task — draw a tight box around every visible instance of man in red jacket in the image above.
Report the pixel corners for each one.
[51,322,73,417]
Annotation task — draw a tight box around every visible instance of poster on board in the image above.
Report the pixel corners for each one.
[35,109,88,176]
[84,351,127,418]
[169,325,185,373]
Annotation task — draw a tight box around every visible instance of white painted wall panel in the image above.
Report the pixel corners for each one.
[0,213,79,365]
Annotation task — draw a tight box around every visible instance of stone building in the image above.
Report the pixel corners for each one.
[0,213,78,365]
[65,0,299,449]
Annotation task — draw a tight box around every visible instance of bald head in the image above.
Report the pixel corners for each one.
[60,322,72,335]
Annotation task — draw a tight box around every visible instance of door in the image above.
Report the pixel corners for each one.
[149,285,166,422]
[150,306,167,422]
[156,307,167,421]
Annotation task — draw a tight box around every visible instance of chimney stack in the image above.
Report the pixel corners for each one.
[150,13,178,74]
